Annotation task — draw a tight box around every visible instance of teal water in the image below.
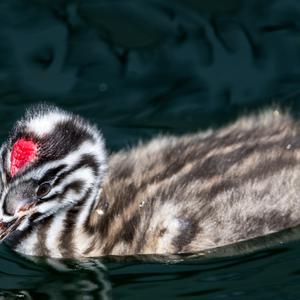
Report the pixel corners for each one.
[1,0,300,299]
[2,229,300,299]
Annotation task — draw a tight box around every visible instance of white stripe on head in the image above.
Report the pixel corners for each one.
[25,111,68,137]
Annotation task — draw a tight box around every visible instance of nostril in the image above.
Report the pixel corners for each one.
[17,202,36,214]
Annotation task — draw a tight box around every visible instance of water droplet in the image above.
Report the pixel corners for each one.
[286,144,292,150]
[139,201,145,208]
[96,209,104,216]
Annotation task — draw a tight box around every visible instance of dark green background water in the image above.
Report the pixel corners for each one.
[1,0,300,299]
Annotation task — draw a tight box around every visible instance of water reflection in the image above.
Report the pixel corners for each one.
[0,244,112,300]
[1,226,300,299]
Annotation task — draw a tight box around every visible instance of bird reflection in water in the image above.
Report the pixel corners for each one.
[0,244,112,300]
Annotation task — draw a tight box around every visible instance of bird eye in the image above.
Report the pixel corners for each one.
[36,182,51,198]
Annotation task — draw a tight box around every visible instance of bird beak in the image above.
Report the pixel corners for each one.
[16,201,37,216]
[0,201,37,241]
[0,217,23,241]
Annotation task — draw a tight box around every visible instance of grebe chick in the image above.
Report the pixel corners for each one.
[0,105,299,258]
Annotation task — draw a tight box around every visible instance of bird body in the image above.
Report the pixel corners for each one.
[0,105,300,258]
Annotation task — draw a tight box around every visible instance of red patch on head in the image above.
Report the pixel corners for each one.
[10,139,38,177]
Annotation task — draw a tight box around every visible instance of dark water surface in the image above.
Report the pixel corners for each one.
[1,0,300,299]
[2,229,300,300]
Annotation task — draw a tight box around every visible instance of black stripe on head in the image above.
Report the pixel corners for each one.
[38,164,67,185]
[38,119,94,163]
[38,180,84,203]
[53,154,99,187]
[9,109,96,168]
[1,146,6,169]
[1,146,11,181]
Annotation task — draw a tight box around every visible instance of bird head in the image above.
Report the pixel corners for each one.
[0,104,106,241]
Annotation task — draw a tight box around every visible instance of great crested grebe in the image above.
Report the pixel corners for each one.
[0,105,299,258]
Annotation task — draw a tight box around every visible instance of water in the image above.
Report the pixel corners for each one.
[2,230,300,299]
[1,0,300,299]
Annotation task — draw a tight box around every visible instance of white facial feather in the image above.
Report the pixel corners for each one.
[0,105,109,258]
[26,111,68,137]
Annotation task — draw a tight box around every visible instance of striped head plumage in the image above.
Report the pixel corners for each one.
[0,104,107,242]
